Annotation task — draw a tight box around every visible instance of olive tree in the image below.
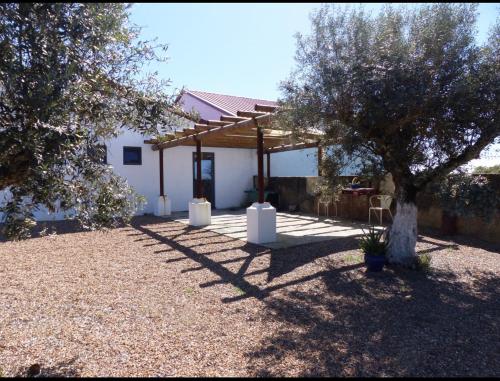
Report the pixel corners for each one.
[0,3,192,239]
[278,3,499,266]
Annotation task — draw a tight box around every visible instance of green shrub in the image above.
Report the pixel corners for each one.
[429,173,500,221]
[359,226,388,256]
[414,254,432,272]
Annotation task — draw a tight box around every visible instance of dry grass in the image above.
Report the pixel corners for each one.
[0,215,498,377]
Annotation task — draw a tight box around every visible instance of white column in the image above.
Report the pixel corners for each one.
[247,202,276,244]
[154,195,171,216]
[189,198,211,226]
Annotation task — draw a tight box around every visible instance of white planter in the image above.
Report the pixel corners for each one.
[247,202,276,244]
[188,198,211,226]
[154,195,171,216]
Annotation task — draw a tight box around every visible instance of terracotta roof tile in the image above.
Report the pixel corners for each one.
[186,90,277,116]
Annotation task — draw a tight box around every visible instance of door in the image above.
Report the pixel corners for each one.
[193,152,215,208]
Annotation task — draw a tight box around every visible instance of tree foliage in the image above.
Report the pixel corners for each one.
[428,172,500,221]
[0,3,189,239]
[278,3,499,264]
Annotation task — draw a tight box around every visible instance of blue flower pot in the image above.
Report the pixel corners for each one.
[364,253,386,272]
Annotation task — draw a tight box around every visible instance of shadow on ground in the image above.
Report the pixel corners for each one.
[3,215,498,377]
[245,265,499,377]
[15,357,81,377]
[127,215,499,377]
[129,216,361,303]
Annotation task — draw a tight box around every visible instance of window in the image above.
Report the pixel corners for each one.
[123,146,142,165]
[88,144,107,164]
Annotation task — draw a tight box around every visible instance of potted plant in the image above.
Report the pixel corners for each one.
[350,176,361,189]
[359,226,388,272]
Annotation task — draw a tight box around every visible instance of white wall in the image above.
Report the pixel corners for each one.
[164,146,256,212]
[266,146,362,178]
[1,129,259,221]
[178,93,229,121]
[268,148,319,177]
[107,128,258,213]
[0,186,70,223]
[106,129,160,215]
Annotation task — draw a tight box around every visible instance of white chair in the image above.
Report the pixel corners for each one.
[331,192,341,217]
[317,194,331,217]
[369,195,393,225]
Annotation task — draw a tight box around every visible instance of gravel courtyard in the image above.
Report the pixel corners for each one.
[1,215,499,377]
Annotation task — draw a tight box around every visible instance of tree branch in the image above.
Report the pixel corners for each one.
[415,130,500,189]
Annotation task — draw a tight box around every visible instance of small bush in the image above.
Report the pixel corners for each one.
[359,226,387,256]
[414,254,432,272]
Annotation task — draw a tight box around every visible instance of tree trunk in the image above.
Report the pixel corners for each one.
[387,198,418,266]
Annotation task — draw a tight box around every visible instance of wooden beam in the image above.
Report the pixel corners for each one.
[265,141,319,154]
[194,126,212,133]
[257,128,292,137]
[183,128,196,136]
[196,139,202,199]
[159,148,164,196]
[153,113,271,150]
[207,120,233,126]
[237,110,268,118]
[220,115,249,123]
[224,134,286,140]
[255,104,278,113]
[267,152,270,181]
[194,123,211,129]
[176,137,282,149]
[257,128,264,204]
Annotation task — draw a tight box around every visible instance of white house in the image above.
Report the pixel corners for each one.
[1,90,320,222]
[105,90,320,215]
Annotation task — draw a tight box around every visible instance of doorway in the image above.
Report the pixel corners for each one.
[193,152,215,208]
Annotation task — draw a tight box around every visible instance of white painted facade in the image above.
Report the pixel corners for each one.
[267,148,318,177]
[0,90,327,222]
[107,128,258,214]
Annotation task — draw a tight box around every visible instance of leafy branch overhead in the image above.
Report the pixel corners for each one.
[0,3,188,239]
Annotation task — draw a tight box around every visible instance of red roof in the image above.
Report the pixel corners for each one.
[184,89,277,116]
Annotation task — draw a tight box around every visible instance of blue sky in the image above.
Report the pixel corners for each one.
[130,3,499,166]
[130,2,499,101]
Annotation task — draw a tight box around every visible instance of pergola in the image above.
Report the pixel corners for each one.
[145,104,323,243]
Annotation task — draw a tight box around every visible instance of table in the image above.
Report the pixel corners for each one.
[341,187,376,220]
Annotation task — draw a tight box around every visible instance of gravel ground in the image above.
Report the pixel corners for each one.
[0,215,498,377]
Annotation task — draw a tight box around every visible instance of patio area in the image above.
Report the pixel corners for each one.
[171,209,377,249]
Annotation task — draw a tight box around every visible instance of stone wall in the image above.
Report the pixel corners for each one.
[260,175,500,244]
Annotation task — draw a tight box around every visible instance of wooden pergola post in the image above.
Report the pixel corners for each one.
[196,138,203,199]
[318,145,323,177]
[266,152,271,182]
[159,148,164,197]
[257,127,264,203]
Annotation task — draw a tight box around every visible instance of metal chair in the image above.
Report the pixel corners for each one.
[369,195,393,225]
[317,194,332,217]
[331,192,341,217]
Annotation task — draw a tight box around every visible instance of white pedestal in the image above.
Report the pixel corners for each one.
[188,198,211,226]
[154,195,171,217]
[246,202,276,244]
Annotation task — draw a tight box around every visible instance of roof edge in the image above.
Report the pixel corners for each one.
[182,90,236,116]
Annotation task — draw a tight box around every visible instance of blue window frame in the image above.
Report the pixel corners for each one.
[123,146,142,165]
